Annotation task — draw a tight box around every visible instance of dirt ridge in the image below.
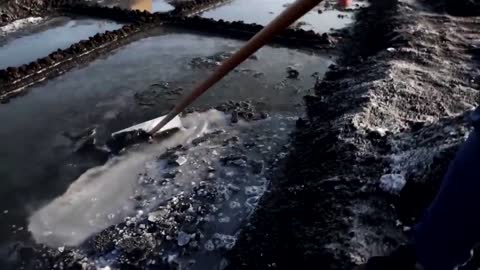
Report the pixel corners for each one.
[226,0,480,269]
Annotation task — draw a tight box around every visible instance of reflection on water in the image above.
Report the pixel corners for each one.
[115,0,174,12]
[201,0,366,33]
[0,18,121,69]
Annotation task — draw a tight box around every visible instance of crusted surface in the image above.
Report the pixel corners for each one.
[226,0,480,268]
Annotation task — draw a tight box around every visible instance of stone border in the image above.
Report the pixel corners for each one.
[169,16,334,49]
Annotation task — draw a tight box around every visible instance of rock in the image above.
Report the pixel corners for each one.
[286,66,300,79]
[175,156,188,166]
[204,240,215,251]
[163,171,177,179]
[379,174,406,194]
[229,201,241,209]
[321,33,333,45]
[231,111,239,123]
[148,209,168,223]
[207,172,215,180]
[260,112,269,119]
[221,155,247,166]
[151,81,170,89]
[231,159,247,167]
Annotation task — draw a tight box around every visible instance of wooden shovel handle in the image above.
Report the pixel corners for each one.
[149,0,323,134]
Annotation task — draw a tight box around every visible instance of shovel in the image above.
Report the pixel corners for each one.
[109,0,324,152]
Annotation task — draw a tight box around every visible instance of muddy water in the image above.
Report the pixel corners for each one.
[0,17,121,69]
[201,0,366,33]
[0,32,332,268]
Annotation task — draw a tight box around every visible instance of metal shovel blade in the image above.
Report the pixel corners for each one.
[112,115,182,136]
[107,115,183,154]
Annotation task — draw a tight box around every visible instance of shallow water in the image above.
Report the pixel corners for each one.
[0,31,332,268]
[0,17,121,69]
[201,0,366,33]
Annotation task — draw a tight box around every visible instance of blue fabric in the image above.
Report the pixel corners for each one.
[414,108,480,270]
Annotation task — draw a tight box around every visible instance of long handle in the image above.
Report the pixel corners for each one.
[149,0,323,135]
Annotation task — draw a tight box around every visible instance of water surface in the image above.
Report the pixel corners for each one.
[201,0,366,33]
[0,17,121,69]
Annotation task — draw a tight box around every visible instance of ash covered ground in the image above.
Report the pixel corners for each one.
[227,0,480,269]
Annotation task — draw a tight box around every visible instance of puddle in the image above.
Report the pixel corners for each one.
[99,0,175,12]
[152,0,175,12]
[0,32,332,268]
[201,0,367,33]
[0,17,121,69]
